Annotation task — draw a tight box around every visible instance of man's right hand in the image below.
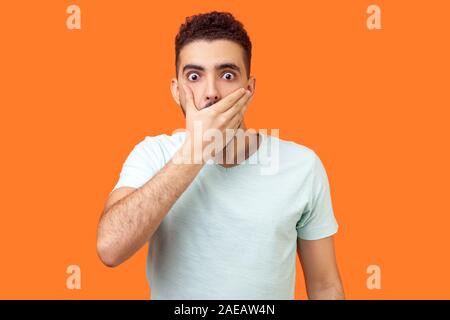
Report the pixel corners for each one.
[178,85,253,163]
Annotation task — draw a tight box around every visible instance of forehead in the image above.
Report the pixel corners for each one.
[179,39,245,70]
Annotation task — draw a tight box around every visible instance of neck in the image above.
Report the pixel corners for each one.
[214,121,261,168]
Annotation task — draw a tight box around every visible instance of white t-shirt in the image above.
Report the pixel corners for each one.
[112,131,339,299]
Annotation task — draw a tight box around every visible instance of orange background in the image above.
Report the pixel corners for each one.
[1,0,449,299]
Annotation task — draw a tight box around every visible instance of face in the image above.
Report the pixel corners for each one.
[171,39,255,115]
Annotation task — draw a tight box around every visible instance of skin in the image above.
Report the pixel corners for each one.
[97,39,345,299]
[170,39,259,167]
[298,236,345,299]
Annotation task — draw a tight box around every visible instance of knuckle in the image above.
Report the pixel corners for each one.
[218,115,227,124]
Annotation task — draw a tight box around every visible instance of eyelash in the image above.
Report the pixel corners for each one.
[186,71,236,81]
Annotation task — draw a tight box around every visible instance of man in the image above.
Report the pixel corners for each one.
[96,11,345,300]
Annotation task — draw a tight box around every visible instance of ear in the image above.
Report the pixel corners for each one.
[246,76,256,95]
[170,78,180,105]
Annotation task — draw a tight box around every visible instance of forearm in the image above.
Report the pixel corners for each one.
[97,142,203,267]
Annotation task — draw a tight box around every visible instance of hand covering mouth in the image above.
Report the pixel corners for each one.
[203,101,215,109]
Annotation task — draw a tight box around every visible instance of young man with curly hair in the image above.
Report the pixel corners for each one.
[97,11,345,300]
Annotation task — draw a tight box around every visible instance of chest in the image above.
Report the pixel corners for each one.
[166,167,310,242]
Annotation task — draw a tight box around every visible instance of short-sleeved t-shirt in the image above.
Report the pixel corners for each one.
[112,131,339,299]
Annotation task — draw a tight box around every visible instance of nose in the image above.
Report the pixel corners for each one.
[203,81,221,108]
[206,94,219,102]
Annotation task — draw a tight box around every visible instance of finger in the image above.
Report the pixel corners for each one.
[209,87,247,113]
[223,90,252,119]
[181,84,197,113]
[228,104,247,129]
[230,93,251,127]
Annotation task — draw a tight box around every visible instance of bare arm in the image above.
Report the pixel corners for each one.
[97,85,252,268]
[297,236,345,299]
[96,142,203,267]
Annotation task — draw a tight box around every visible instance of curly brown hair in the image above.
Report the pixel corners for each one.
[175,11,252,79]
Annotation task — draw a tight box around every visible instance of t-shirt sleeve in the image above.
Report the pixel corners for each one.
[296,151,339,240]
[110,137,165,194]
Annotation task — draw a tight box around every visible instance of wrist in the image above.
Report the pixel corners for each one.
[172,138,205,167]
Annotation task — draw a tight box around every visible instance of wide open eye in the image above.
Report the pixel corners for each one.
[187,73,200,81]
[222,72,235,80]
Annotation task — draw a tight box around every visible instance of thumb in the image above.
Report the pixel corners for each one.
[182,84,197,113]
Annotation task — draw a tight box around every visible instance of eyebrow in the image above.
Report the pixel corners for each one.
[182,63,241,75]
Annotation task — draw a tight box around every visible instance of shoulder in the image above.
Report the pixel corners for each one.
[135,131,186,155]
[125,131,187,167]
[267,134,319,171]
[139,130,186,147]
